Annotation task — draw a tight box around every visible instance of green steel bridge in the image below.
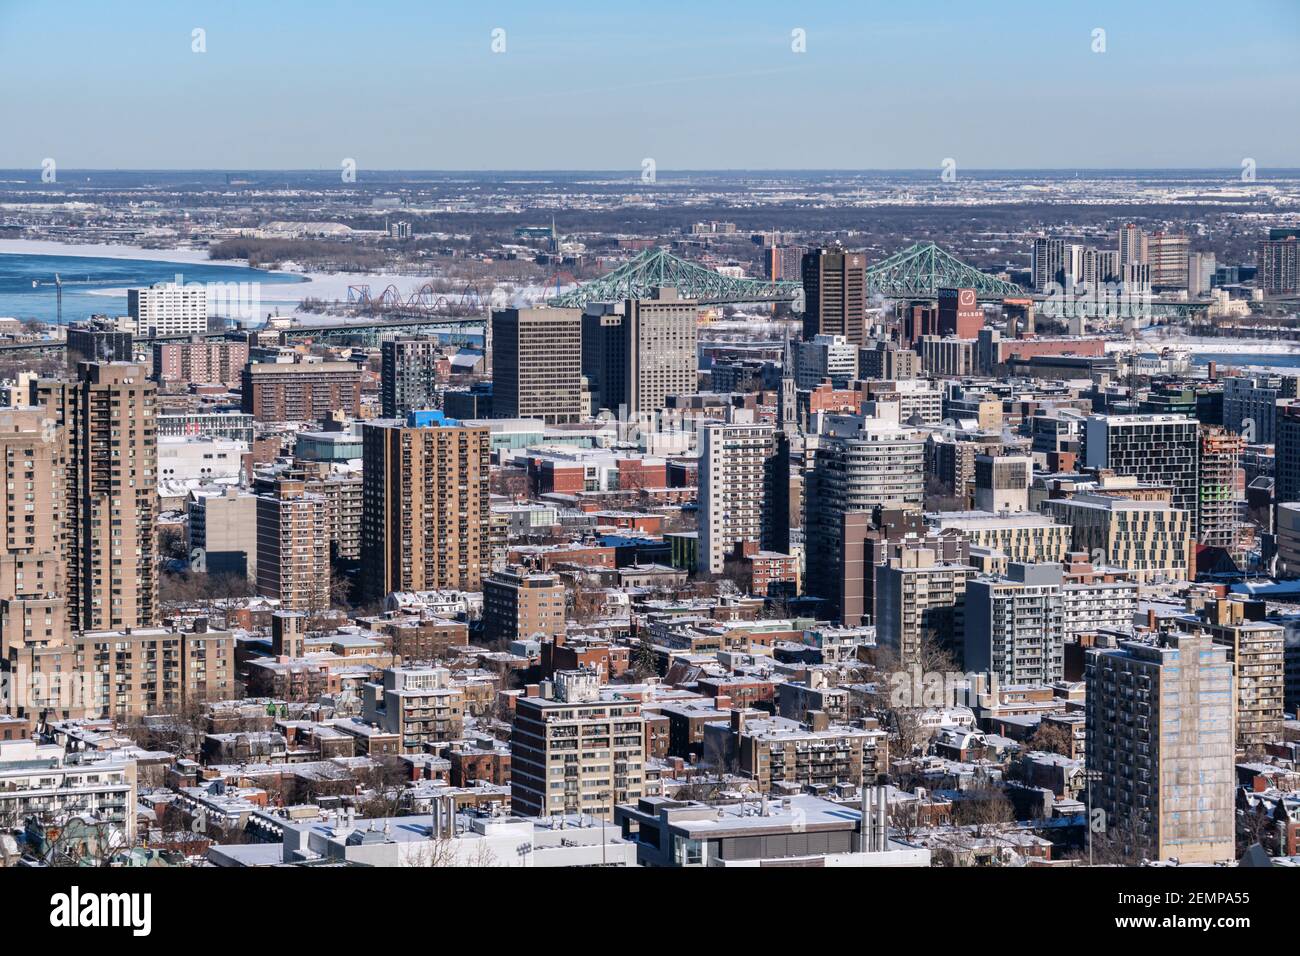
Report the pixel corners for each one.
[547,246,800,308]
[547,242,1028,308]
[546,241,1209,319]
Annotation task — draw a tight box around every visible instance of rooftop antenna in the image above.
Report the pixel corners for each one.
[54,274,63,325]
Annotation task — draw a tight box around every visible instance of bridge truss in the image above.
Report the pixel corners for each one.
[547,247,800,308]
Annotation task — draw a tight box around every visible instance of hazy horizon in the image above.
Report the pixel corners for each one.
[5,166,1300,175]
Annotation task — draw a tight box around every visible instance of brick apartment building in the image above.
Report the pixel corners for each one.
[241,361,363,422]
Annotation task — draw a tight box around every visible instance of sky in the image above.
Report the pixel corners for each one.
[1,0,1297,171]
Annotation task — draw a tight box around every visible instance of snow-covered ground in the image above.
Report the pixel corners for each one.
[1104,336,1300,355]
[0,238,216,264]
[82,271,436,307]
[0,237,574,313]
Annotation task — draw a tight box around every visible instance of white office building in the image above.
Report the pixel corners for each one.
[128,281,209,337]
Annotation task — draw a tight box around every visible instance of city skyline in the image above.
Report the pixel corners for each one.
[1,0,1297,919]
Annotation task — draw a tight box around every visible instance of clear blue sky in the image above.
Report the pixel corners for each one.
[1,0,1297,170]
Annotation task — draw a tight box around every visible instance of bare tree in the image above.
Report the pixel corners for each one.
[952,780,1015,836]
[630,637,659,680]
[1025,720,1073,757]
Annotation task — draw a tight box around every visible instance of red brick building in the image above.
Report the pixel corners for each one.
[153,339,250,388]
[241,361,363,422]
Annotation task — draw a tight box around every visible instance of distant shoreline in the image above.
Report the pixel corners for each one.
[0,237,437,311]
[0,238,220,266]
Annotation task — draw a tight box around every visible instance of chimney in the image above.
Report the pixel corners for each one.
[876,786,889,852]
[860,785,870,851]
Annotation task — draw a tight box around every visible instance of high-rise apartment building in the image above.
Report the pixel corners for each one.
[1086,633,1235,864]
[0,407,67,657]
[381,337,445,419]
[1115,225,1189,290]
[875,547,974,665]
[763,244,807,281]
[759,243,800,280]
[510,669,645,819]
[256,478,330,612]
[801,248,866,344]
[6,619,232,722]
[1145,232,1190,290]
[1118,223,1145,269]
[1061,556,1138,641]
[1065,246,1119,287]
[252,464,361,564]
[1082,414,1200,524]
[840,509,968,629]
[1276,402,1300,505]
[1223,373,1298,445]
[805,417,925,616]
[1258,233,1299,295]
[1120,262,1151,294]
[241,360,363,422]
[1031,237,1065,291]
[1182,599,1285,754]
[1187,251,1216,296]
[1198,425,1244,554]
[152,338,249,388]
[127,281,208,337]
[35,362,158,633]
[581,289,698,417]
[698,422,776,575]
[965,562,1066,685]
[491,307,583,423]
[361,411,490,599]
